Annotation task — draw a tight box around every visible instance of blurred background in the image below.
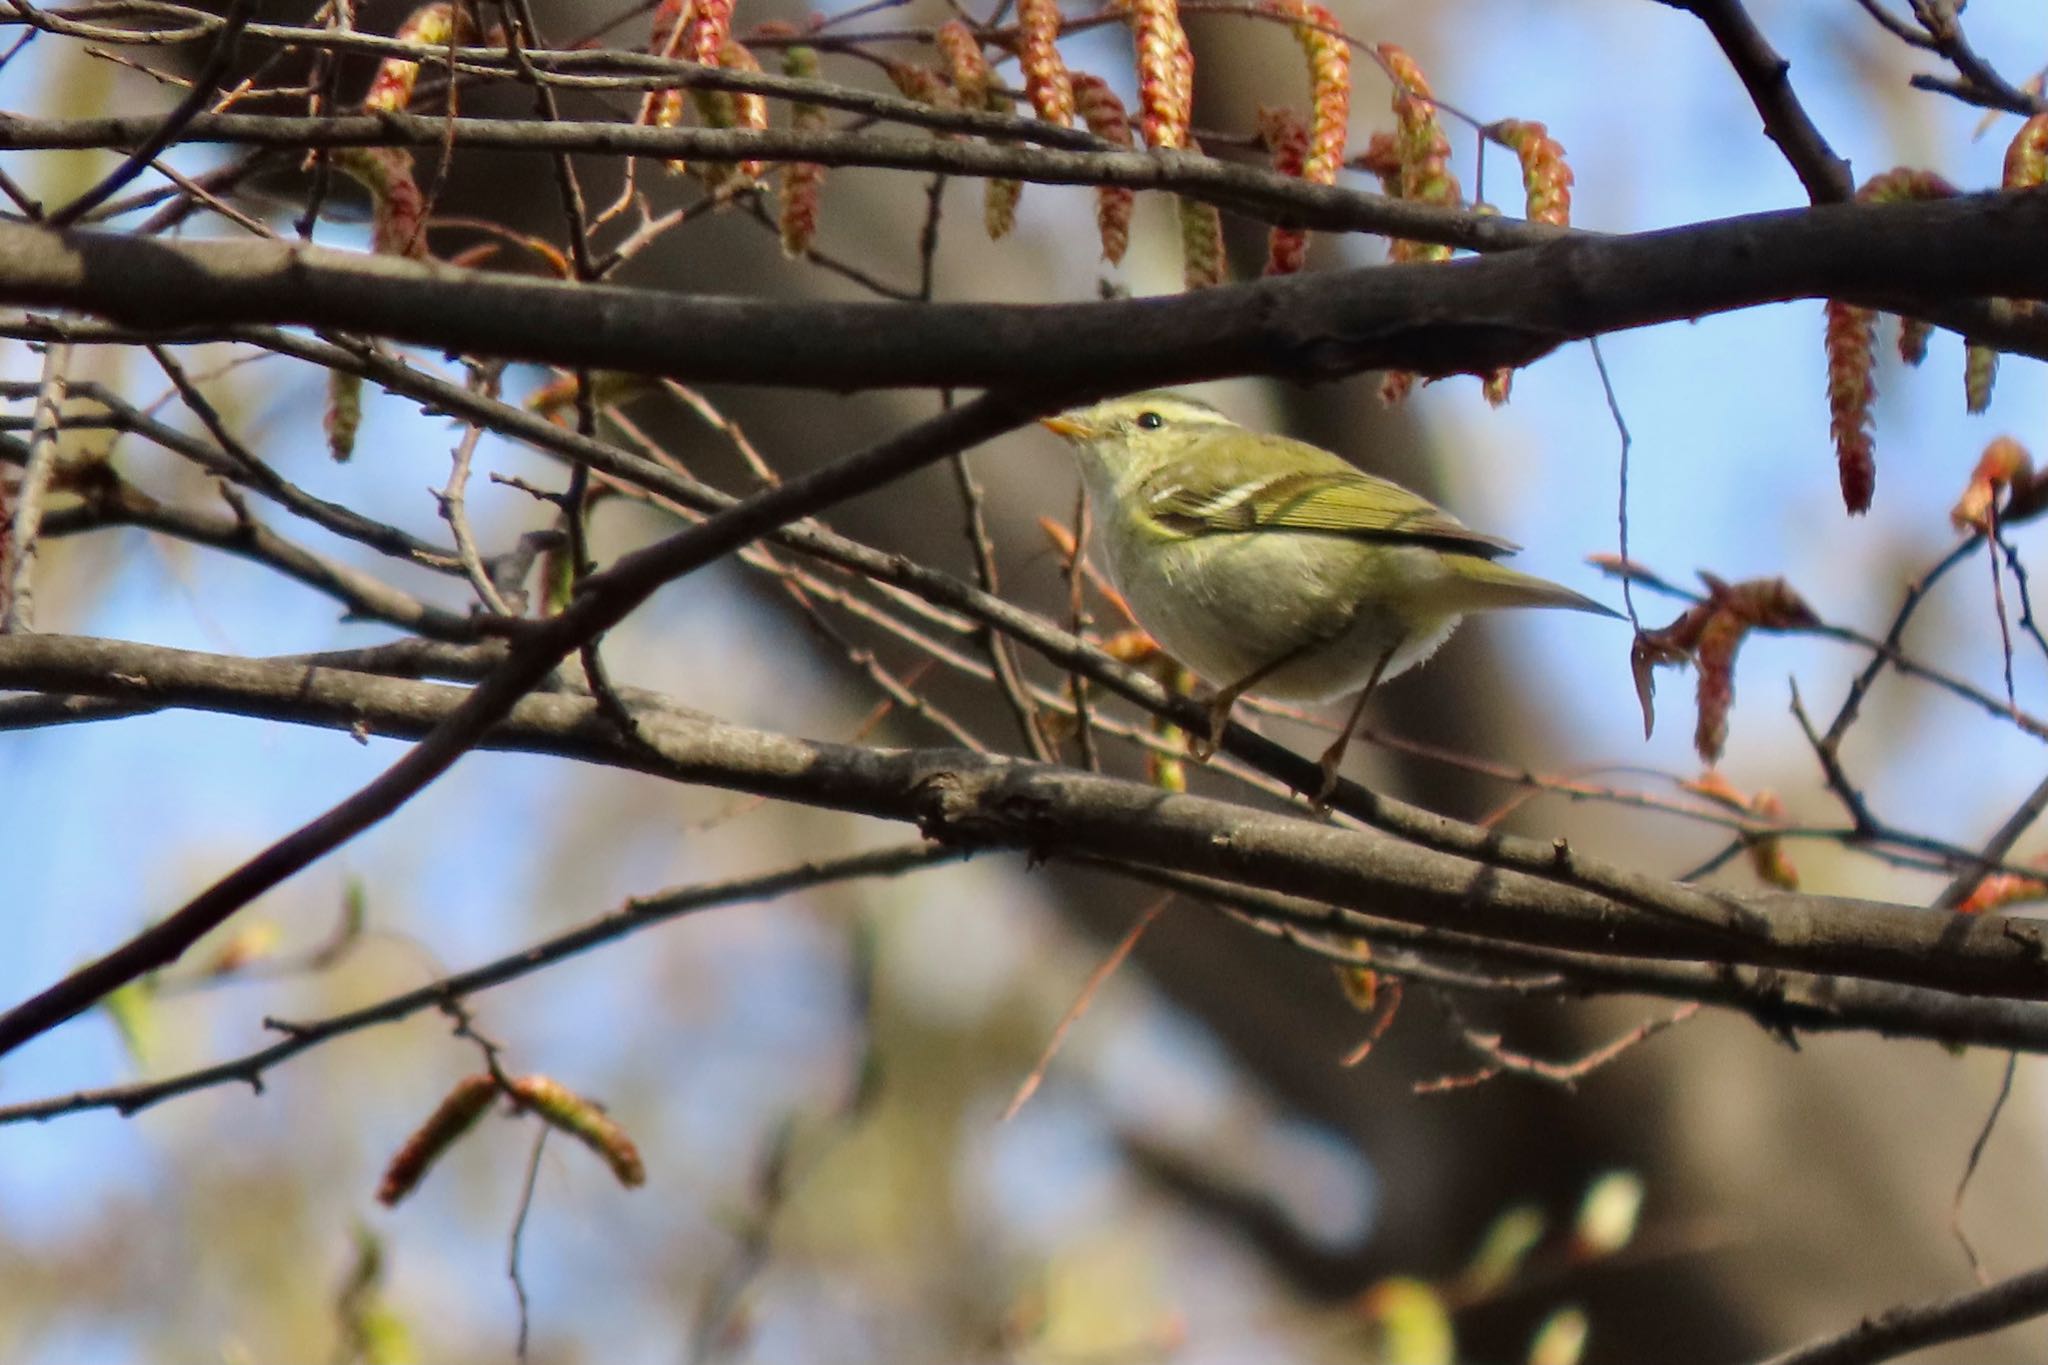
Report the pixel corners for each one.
[4,0,2048,1360]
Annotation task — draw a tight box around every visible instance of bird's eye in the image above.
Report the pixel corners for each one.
[1135,411,1164,431]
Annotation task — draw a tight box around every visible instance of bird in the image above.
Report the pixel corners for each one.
[1039,390,1620,800]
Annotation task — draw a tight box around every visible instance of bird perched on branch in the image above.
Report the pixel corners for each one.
[1041,391,1619,801]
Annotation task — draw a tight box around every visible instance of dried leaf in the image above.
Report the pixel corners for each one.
[1634,574,1819,764]
[1952,435,2037,533]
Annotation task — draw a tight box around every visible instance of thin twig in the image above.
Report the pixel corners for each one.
[508,1126,548,1360]
[1761,1256,2048,1365]
[0,842,962,1125]
[1002,895,1168,1120]
[0,340,71,633]
[1950,1051,2016,1285]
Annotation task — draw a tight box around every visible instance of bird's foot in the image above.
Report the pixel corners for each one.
[1187,695,1235,762]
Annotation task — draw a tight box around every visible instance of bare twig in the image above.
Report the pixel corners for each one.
[0,842,961,1125]
[0,340,72,632]
[1761,1255,2048,1365]
[1950,1051,2016,1284]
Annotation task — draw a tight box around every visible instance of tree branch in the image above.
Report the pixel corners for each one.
[4,197,2048,397]
[5,633,2048,1009]
[1763,1257,2048,1365]
[0,841,960,1125]
[0,397,1028,1060]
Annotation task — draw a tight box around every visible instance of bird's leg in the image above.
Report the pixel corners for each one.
[1188,642,1316,761]
[1313,643,1398,808]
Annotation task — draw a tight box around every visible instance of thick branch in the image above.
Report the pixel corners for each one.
[4,196,2048,393]
[5,633,2048,1004]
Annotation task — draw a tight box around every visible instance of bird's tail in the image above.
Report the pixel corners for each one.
[1443,556,1623,619]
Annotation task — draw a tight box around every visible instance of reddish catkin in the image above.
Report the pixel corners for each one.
[777,44,827,257]
[1016,0,1075,126]
[884,60,959,108]
[1259,0,1349,185]
[1257,106,1311,275]
[1818,168,1958,510]
[1966,344,1998,414]
[646,0,691,132]
[1350,135,1413,400]
[336,147,429,257]
[376,1074,499,1206]
[685,0,733,68]
[362,1,474,112]
[936,22,1022,238]
[1072,74,1134,263]
[1485,118,1575,405]
[1824,299,1878,514]
[718,39,770,181]
[1491,119,1573,228]
[985,175,1022,238]
[1378,44,1458,222]
[935,20,992,107]
[1373,46,1461,405]
[1897,316,1932,366]
[326,370,363,462]
[1177,156,1226,288]
[1129,0,1193,149]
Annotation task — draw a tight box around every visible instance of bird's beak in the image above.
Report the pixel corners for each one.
[1038,414,1089,439]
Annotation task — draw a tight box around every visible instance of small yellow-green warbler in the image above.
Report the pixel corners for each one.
[1041,392,1619,796]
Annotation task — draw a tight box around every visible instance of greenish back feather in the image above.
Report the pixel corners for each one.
[1138,429,1519,557]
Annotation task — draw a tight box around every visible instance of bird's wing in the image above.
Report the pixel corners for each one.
[1138,432,1520,557]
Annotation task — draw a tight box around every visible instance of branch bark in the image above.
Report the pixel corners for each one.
[6,632,2048,1010]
